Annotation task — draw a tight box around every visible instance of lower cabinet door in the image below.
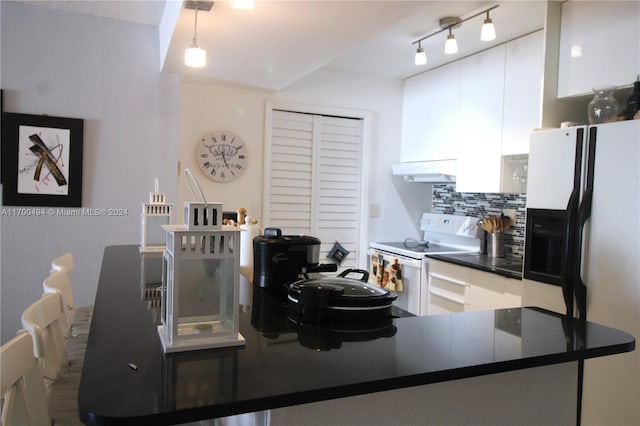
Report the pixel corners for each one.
[427,260,470,315]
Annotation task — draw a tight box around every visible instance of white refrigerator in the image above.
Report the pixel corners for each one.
[522,120,639,425]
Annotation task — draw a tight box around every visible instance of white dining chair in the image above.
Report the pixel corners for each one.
[21,292,83,425]
[0,330,51,426]
[49,253,92,337]
[43,271,89,365]
[21,292,69,381]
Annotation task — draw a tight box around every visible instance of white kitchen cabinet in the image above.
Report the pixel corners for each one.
[456,45,506,193]
[468,269,522,312]
[400,33,543,192]
[426,63,461,160]
[557,1,640,98]
[400,72,430,162]
[400,62,460,163]
[427,259,523,315]
[502,31,544,156]
[427,259,470,315]
[468,269,507,311]
[504,279,523,308]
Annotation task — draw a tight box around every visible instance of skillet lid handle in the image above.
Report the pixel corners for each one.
[338,268,370,283]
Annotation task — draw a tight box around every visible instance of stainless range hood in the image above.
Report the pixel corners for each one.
[392,160,456,183]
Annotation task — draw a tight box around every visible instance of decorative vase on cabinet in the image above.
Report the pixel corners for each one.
[587,86,620,124]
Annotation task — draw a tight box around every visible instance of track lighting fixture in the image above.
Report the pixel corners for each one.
[412,5,498,65]
[415,41,427,65]
[184,1,214,68]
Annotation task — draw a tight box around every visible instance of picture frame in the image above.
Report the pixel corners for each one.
[1,112,83,207]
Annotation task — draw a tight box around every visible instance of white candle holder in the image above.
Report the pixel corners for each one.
[140,178,173,253]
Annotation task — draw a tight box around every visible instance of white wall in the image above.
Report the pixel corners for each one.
[0,2,179,343]
[178,69,429,253]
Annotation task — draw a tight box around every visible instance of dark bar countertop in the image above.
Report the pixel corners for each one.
[78,245,634,425]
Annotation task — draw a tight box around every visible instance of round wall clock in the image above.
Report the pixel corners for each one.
[196,130,248,183]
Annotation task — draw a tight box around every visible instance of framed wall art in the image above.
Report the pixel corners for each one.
[1,113,83,207]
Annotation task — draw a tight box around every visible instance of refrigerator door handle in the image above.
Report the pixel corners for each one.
[573,127,597,320]
[563,128,585,317]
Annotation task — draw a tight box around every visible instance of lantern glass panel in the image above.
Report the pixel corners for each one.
[161,252,172,327]
[146,215,170,246]
[141,254,163,309]
[176,257,236,338]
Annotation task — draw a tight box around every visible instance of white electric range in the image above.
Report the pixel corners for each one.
[368,213,481,316]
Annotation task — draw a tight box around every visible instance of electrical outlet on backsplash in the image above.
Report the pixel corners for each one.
[431,183,526,260]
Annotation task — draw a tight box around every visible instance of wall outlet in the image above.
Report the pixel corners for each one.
[370,203,381,218]
[502,209,517,223]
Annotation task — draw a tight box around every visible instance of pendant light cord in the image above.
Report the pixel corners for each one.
[193,7,199,46]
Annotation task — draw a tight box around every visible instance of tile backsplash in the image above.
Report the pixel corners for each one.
[431,183,526,259]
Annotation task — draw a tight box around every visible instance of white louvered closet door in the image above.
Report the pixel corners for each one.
[266,109,364,270]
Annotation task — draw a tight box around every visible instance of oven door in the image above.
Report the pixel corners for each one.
[367,249,425,316]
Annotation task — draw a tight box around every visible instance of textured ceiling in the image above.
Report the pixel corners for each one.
[19,0,166,26]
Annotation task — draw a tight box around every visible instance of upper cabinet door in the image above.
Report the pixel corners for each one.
[400,72,430,163]
[558,1,640,98]
[503,31,544,156]
[426,62,461,161]
[456,44,506,193]
[400,61,460,163]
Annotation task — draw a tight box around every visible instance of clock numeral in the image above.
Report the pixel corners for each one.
[221,133,226,142]
[239,155,245,159]
[200,153,209,158]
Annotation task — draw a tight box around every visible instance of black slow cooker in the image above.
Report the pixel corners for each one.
[287,269,398,324]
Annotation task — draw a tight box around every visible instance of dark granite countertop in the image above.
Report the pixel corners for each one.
[78,246,633,425]
[427,252,523,280]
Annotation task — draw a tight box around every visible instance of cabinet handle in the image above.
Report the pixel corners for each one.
[429,272,470,287]
[429,288,468,306]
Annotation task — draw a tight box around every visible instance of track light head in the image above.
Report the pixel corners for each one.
[415,45,427,65]
[444,31,458,55]
[481,11,496,41]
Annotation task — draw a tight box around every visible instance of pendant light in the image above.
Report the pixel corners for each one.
[184,2,213,68]
[415,41,427,65]
[480,10,496,41]
[444,27,458,55]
